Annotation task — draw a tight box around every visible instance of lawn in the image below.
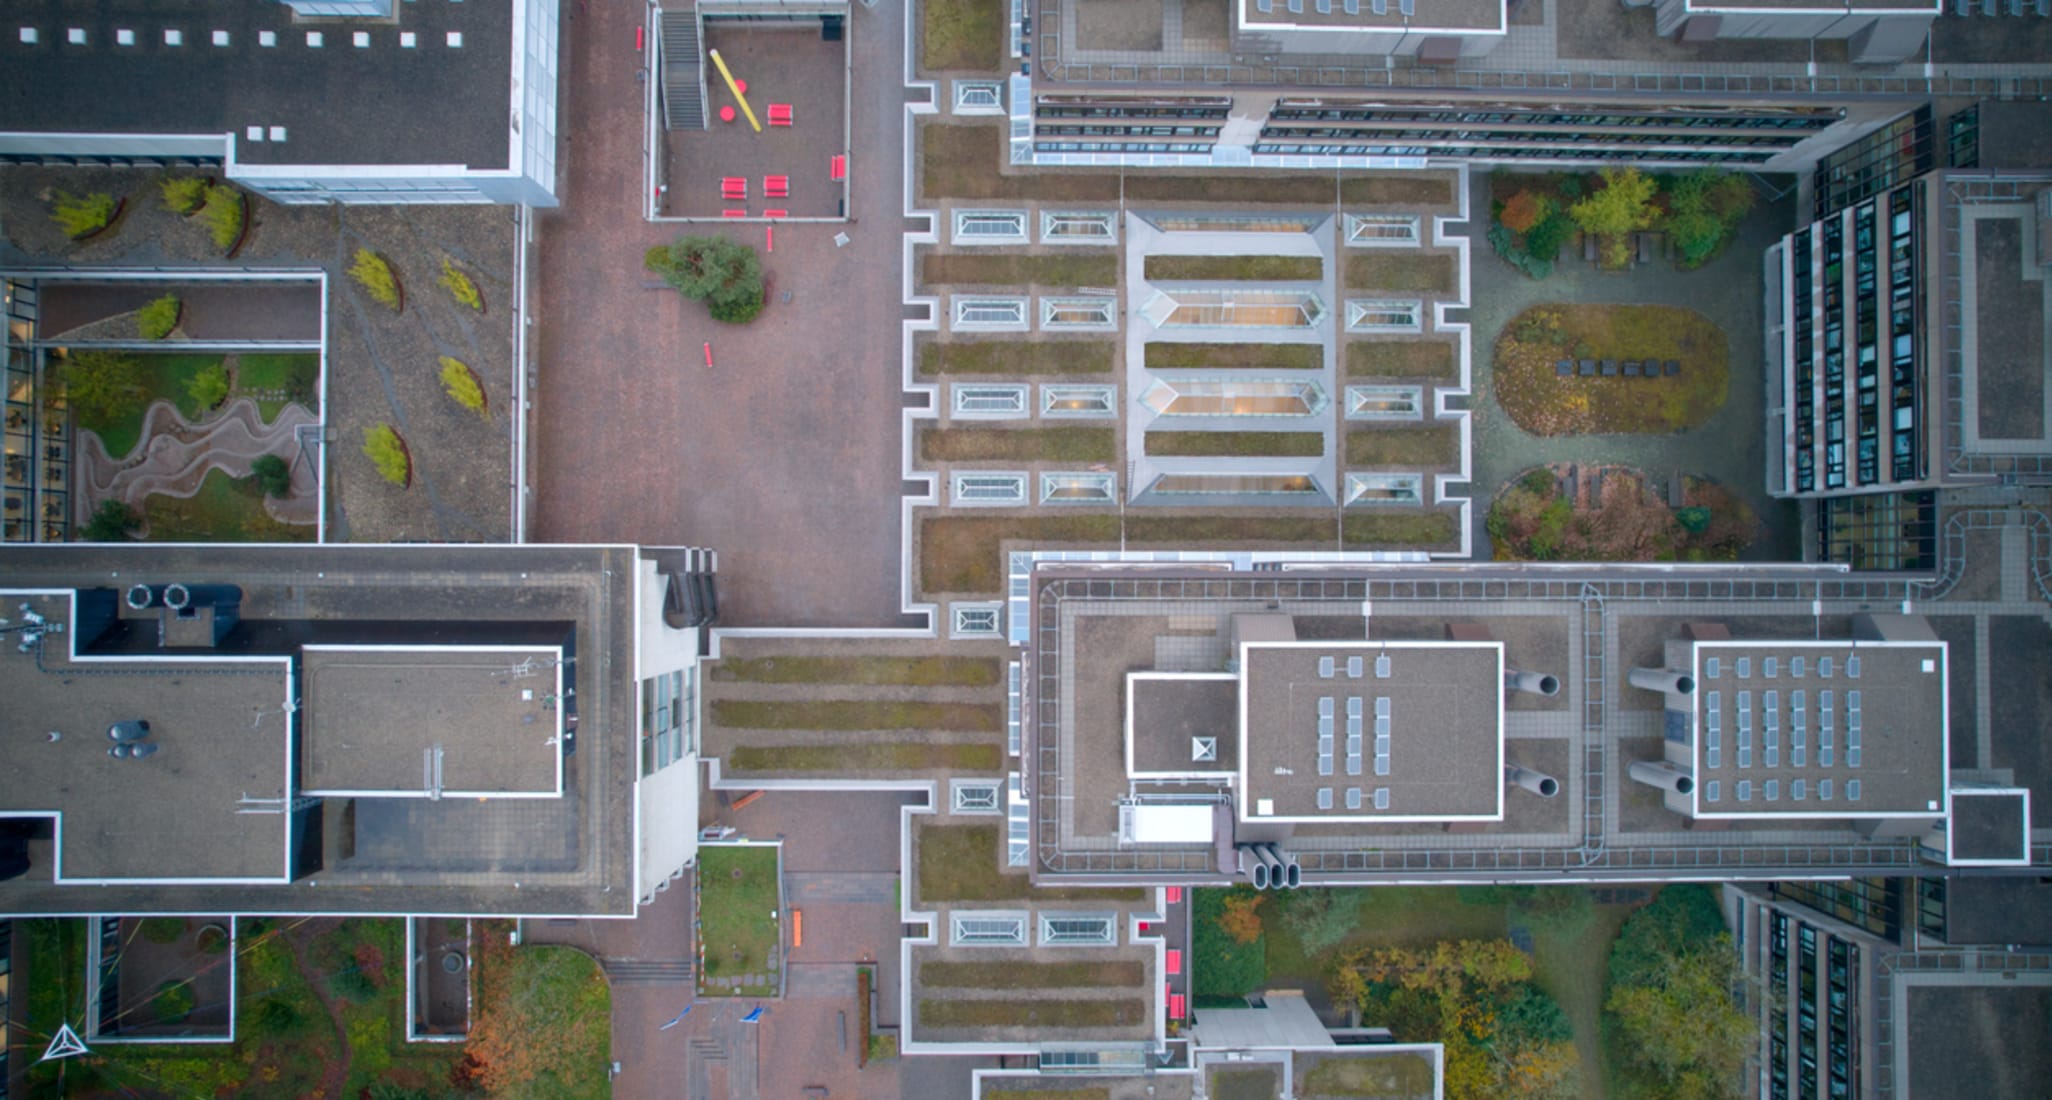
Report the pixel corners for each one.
[711,698,1003,732]
[139,467,312,542]
[922,0,1004,72]
[1146,342,1324,370]
[1491,304,1729,435]
[470,929,612,1098]
[920,513,1124,593]
[70,351,223,460]
[920,960,1148,989]
[988,1090,1111,1100]
[711,655,1002,686]
[1211,1066,1284,1100]
[1298,1051,1440,1099]
[727,742,1004,774]
[697,845,783,995]
[1347,340,1458,379]
[1341,510,1460,549]
[924,252,1120,287]
[1344,252,1457,294]
[918,998,1146,1030]
[921,339,1117,376]
[1145,431,1325,458]
[1144,255,1322,282]
[916,823,1144,903]
[1345,425,1457,468]
[922,425,1117,463]
[234,351,320,421]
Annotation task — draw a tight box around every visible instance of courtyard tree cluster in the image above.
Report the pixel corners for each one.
[1490,168,1757,275]
[646,235,767,324]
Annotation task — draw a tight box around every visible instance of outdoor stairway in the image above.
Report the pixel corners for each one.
[661,3,708,131]
[604,958,697,984]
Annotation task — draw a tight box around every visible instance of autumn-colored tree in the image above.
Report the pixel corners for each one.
[1218,892,1266,945]
[467,930,611,1096]
[1500,190,1548,235]
[1569,167,1660,238]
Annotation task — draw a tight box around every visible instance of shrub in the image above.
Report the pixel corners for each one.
[328,967,379,1004]
[1488,223,1552,281]
[82,500,140,542]
[708,283,765,324]
[1219,891,1266,945]
[1675,505,1712,533]
[440,356,487,413]
[362,425,411,487]
[199,184,244,251]
[1499,190,1547,234]
[644,244,675,273]
[253,996,305,1036]
[137,294,181,340]
[160,177,209,215]
[439,259,484,311]
[1569,167,1658,269]
[57,350,145,422]
[52,191,118,238]
[349,249,402,311]
[1666,169,1756,269]
[656,236,767,325]
[251,453,292,498]
[1279,889,1357,956]
[186,363,230,411]
[1524,211,1576,263]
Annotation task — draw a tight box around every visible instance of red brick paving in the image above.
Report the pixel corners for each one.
[531,0,910,629]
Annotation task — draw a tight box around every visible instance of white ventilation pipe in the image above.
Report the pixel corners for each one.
[1628,667,1695,695]
[1506,766,1560,798]
[1505,668,1561,696]
[1628,760,1696,796]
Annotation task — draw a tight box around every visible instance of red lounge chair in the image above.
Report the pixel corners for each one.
[720,176,746,200]
[829,154,846,181]
[1166,886,1183,904]
[722,209,747,218]
[1165,949,1182,975]
[767,103,793,127]
[1170,994,1186,1020]
[763,209,788,218]
[764,175,790,199]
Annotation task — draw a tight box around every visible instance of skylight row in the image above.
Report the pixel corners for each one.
[947,210,1118,246]
[950,383,1118,420]
[19,26,466,48]
[949,295,1117,332]
[949,471,1118,507]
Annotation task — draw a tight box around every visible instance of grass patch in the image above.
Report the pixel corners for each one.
[917,824,1144,903]
[921,514,1124,593]
[1299,1052,1441,1098]
[712,699,1002,732]
[1125,514,1333,544]
[1345,425,1457,468]
[1145,342,1323,370]
[922,126,1123,203]
[727,742,1004,774]
[470,934,612,1097]
[1342,511,1459,549]
[696,846,781,989]
[918,999,1146,1030]
[922,426,1117,463]
[1341,173,1457,206]
[1347,340,1457,379]
[1192,889,1268,998]
[922,0,1004,72]
[1144,255,1321,282]
[925,252,1118,287]
[988,1090,1111,1100]
[1344,251,1456,294]
[921,339,1116,376]
[72,352,224,460]
[140,468,311,542]
[711,655,1002,686]
[1211,1067,1284,1100]
[1492,304,1729,435]
[921,961,1147,989]
[1145,431,1324,458]
[233,352,319,420]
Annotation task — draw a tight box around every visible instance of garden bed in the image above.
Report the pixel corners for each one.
[1486,465,1759,562]
[728,742,1004,773]
[918,999,1147,1030]
[1345,425,1457,468]
[921,339,1116,376]
[1144,255,1321,282]
[1146,342,1323,370]
[920,961,1148,989]
[711,655,1002,686]
[922,426,1117,463]
[697,846,782,996]
[917,824,1144,903]
[1347,340,1457,379]
[1344,251,1456,294]
[1491,304,1728,435]
[924,252,1119,287]
[922,0,1005,72]
[67,351,225,461]
[139,467,311,542]
[1342,510,1460,548]
[711,699,1003,732]
[1145,431,1324,458]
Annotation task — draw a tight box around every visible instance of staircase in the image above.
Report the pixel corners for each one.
[604,958,697,984]
[660,4,708,131]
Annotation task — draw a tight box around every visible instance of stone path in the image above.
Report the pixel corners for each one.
[75,396,319,528]
[1456,169,1802,560]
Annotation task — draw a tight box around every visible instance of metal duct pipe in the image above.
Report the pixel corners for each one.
[1627,760,1696,796]
[1505,668,1561,696]
[1247,855,1270,891]
[1506,766,1560,798]
[162,583,242,612]
[125,583,162,610]
[1247,844,1285,890]
[1628,666,1695,695]
[1281,858,1302,889]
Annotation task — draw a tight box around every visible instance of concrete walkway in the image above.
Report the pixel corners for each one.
[75,396,319,528]
[1456,169,1801,559]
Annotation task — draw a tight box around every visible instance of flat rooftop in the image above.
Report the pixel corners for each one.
[299,646,564,798]
[1689,640,1946,819]
[0,0,513,170]
[1237,0,1506,33]
[1128,673,1239,777]
[1240,642,1503,822]
[0,591,293,882]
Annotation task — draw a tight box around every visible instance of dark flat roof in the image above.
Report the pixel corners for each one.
[1129,674,1239,776]
[0,0,513,170]
[1949,790,2028,863]
[1240,641,1502,821]
[1238,0,1506,33]
[1691,641,1945,817]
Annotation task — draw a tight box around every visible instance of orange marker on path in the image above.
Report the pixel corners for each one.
[703,342,713,369]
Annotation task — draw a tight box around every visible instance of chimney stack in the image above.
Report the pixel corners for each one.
[1628,760,1696,796]
[1504,668,1561,697]
[1628,666,1695,695]
[1506,766,1560,798]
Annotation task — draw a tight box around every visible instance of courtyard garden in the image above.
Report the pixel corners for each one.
[696,844,784,997]
[466,925,612,1099]
[1488,167,1757,276]
[1487,466,1761,562]
[1491,304,1728,436]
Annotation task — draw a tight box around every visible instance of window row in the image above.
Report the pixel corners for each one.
[950,471,1118,507]
[950,295,1119,332]
[1253,143,1777,165]
[950,209,1118,247]
[948,911,1119,947]
[951,383,1117,420]
[1271,102,1839,130]
[1261,125,1811,150]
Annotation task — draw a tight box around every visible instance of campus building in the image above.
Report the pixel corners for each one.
[0,0,561,205]
[0,542,712,918]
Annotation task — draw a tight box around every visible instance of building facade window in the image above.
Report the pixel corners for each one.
[640,668,690,775]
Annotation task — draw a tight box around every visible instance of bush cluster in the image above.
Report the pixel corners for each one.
[646,236,767,324]
[251,453,292,498]
[361,424,410,486]
[160,177,209,216]
[199,184,245,251]
[137,294,181,340]
[439,258,484,311]
[186,363,230,411]
[51,191,117,238]
[349,249,402,311]
[440,356,487,414]
[1492,167,1756,278]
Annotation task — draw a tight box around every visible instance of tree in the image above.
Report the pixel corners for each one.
[137,294,181,340]
[199,184,244,251]
[440,356,487,414]
[349,249,402,311]
[1500,190,1548,234]
[440,258,484,311]
[1569,167,1659,238]
[467,939,610,1096]
[655,236,767,325]
[82,500,139,542]
[251,454,292,498]
[186,363,230,411]
[1666,169,1757,269]
[1280,888,1357,955]
[1218,891,1266,945]
[1604,885,1754,1100]
[56,350,145,423]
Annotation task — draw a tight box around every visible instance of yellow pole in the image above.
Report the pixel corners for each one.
[707,49,762,133]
